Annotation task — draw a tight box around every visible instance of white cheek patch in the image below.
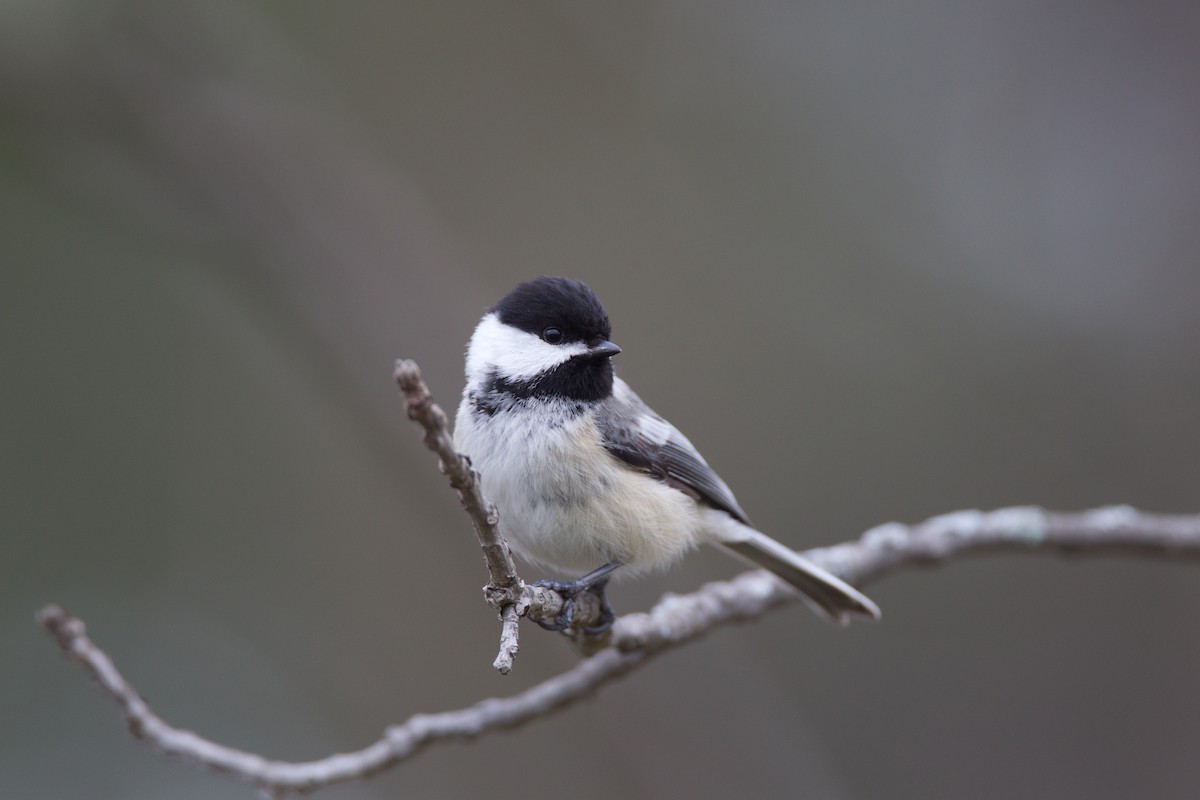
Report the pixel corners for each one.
[467,313,589,382]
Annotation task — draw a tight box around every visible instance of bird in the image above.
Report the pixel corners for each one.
[453,276,880,631]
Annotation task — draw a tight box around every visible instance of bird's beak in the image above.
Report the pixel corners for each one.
[589,340,622,359]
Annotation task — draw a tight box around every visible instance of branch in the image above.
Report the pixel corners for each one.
[392,359,598,672]
[38,506,1200,796]
[393,359,531,672]
[393,359,519,591]
[37,602,645,798]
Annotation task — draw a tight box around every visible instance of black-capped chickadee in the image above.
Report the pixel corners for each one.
[454,277,880,629]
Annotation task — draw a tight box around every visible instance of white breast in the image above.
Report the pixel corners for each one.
[453,397,703,577]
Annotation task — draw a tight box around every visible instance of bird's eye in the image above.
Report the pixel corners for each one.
[542,327,564,344]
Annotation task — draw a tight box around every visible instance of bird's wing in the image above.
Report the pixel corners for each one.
[598,379,752,526]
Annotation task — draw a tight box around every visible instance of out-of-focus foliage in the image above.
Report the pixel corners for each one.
[3,2,1199,798]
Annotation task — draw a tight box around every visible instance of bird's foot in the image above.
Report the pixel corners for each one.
[531,561,621,634]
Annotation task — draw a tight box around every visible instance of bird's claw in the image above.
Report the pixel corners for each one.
[530,575,616,634]
[581,593,616,635]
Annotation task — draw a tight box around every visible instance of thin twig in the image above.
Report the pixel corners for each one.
[492,604,521,673]
[38,505,1200,796]
[393,359,519,590]
[393,359,600,669]
[393,359,530,671]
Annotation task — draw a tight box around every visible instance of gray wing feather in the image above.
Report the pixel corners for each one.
[600,381,881,624]
[599,380,752,525]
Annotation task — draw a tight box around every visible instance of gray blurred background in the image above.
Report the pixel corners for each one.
[3,1,1200,798]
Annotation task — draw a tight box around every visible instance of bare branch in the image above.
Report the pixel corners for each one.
[611,505,1200,651]
[38,602,645,795]
[805,505,1200,587]
[38,505,1200,796]
[394,359,536,670]
[393,359,602,669]
[393,359,519,591]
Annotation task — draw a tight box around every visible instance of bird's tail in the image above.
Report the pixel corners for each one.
[713,528,880,624]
